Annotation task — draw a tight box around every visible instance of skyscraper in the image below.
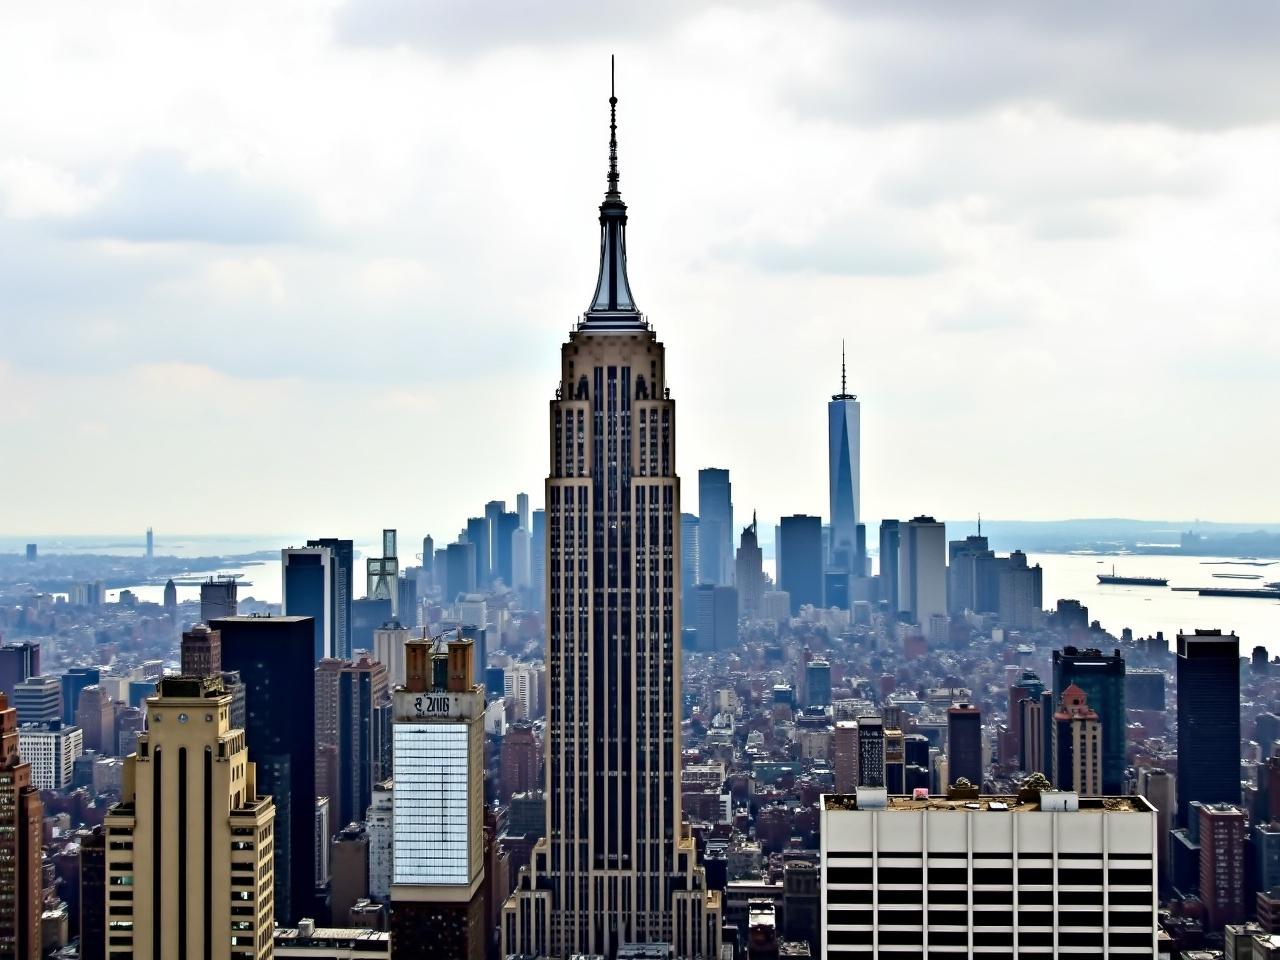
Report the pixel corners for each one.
[1199,803,1247,930]
[947,533,991,615]
[806,659,832,708]
[390,638,486,959]
[493,510,519,587]
[694,584,738,652]
[857,716,886,788]
[698,468,734,587]
[199,576,238,623]
[878,520,900,613]
[1053,646,1126,795]
[307,538,354,659]
[0,642,39,699]
[420,535,435,590]
[897,516,947,633]
[1176,630,1241,827]
[162,578,177,614]
[1137,766,1175,891]
[734,514,764,619]
[103,676,276,960]
[513,526,532,591]
[530,509,546,615]
[283,545,334,661]
[213,614,317,924]
[778,515,823,614]
[947,702,983,788]
[181,624,222,678]
[484,499,506,578]
[502,73,720,958]
[73,686,117,756]
[13,675,60,725]
[60,667,99,726]
[1051,685,1102,795]
[367,529,400,617]
[680,512,701,628]
[828,343,861,575]
[315,654,389,828]
[444,541,477,602]
[0,692,42,960]
[1010,670,1046,774]
[464,517,489,589]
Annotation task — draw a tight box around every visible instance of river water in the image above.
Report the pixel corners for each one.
[103,547,1280,654]
[1027,552,1280,653]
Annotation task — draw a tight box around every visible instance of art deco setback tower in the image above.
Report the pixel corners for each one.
[827,344,861,574]
[103,676,275,960]
[502,70,721,959]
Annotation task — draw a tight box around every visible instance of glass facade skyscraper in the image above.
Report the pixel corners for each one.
[828,345,861,574]
[1176,629,1241,827]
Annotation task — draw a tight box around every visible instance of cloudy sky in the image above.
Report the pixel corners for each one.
[2,1,1279,543]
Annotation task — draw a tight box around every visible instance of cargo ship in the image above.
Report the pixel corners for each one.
[1097,566,1168,587]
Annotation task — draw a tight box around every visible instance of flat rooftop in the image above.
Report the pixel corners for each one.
[822,794,1149,814]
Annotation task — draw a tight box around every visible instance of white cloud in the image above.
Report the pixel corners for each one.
[0,0,1278,537]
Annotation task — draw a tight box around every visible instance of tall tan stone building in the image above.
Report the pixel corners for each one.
[104,676,276,960]
[502,72,721,959]
[0,691,42,960]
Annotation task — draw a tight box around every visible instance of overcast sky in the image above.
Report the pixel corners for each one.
[2,1,1279,543]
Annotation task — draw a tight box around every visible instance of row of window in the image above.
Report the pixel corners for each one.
[828,909,1155,928]
[826,865,1152,886]
[828,886,1153,907]
[829,928,1154,947]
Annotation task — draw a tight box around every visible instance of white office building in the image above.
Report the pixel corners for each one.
[820,783,1158,958]
[390,638,486,947]
[504,661,541,721]
[19,722,84,790]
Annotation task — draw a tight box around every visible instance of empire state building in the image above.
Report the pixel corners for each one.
[501,73,721,959]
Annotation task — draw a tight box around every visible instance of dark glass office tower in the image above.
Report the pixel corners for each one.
[307,538,353,659]
[445,541,477,602]
[493,511,520,587]
[465,517,489,588]
[1176,630,1241,827]
[1052,646,1126,794]
[0,642,39,699]
[282,547,332,661]
[212,614,316,924]
[947,703,983,787]
[698,468,734,587]
[779,515,823,614]
[878,520,900,613]
[59,667,99,726]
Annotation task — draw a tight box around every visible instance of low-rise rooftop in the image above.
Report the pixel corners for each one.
[822,792,1150,814]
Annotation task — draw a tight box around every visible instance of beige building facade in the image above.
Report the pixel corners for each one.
[104,676,276,960]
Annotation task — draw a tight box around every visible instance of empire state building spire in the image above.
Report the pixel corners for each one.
[586,55,640,324]
[502,60,721,959]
